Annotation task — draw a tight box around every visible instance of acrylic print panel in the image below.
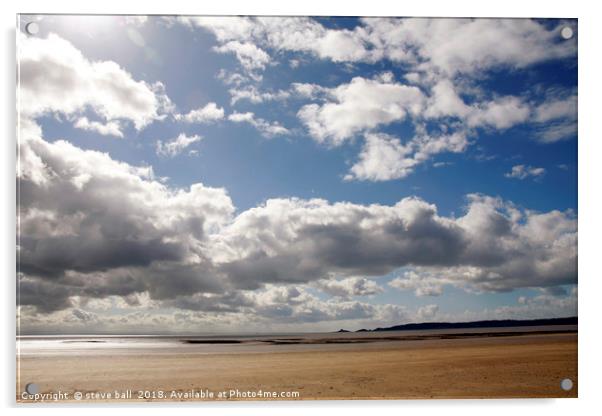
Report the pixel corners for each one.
[16,15,578,403]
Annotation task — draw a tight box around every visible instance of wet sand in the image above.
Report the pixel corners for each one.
[16,332,577,402]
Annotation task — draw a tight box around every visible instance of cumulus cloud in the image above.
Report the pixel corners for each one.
[73,117,124,138]
[389,271,444,297]
[18,130,234,312]
[417,304,439,320]
[175,102,225,124]
[228,111,290,138]
[228,85,291,105]
[466,97,531,129]
[209,194,576,295]
[345,131,468,182]
[18,33,172,130]
[240,285,405,325]
[209,197,463,290]
[18,285,412,334]
[505,164,546,180]
[298,76,425,146]
[416,79,530,129]
[314,277,384,298]
[216,69,257,87]
[156,133,203,157]
[225,82,327,106]
[180,16,371,66]
[214,41,271,71]
[178,17,574,75]
[19,132,577,317]
[360,18,575,75]
[345,133,418,182]
[20,281,576,334]
[297,75,533,181]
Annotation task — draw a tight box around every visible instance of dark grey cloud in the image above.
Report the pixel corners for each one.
[18,278,74,313]
[18,125,576,317]
[214,198,468,291]
[17,131,233,312]
[212,196,576,295]
[19,235,182,279]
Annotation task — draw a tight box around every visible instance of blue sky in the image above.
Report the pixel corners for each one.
[17,15,577,334]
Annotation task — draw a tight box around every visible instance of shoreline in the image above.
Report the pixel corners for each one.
[17,331,578,402]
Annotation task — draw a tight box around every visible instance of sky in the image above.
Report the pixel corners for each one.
[17,15,577,335]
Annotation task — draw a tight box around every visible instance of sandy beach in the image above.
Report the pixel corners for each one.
[16,330,577,402]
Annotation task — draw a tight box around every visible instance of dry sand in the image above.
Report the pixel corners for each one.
[16,332,577,402]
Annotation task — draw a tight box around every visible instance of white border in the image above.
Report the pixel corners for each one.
[2,1,601,415]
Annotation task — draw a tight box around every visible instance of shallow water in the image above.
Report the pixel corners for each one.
[17,325,577,357]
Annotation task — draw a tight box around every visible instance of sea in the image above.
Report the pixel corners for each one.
[17,325,577,356]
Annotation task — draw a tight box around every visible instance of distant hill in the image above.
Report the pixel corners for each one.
[352,316,577,333]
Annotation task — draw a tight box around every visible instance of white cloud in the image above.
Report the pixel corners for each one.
[298,76,425,146]
[533,94,577,143]
[180,17,574,75]
[178,16,256,43]
[345,133,417,181]
[389,271,444,297]
[296,73,537,182]
[424,79,531,129]
[534,95,577,123]
[536,122,578,143]
[18,33,172,130]
[216,69,254,87]
[213,41,271,71]
[361,18,575,75]
[175,102,225,124]
[433,161,453,168]
[182,16,373,65]
[346,131,468,182]
[315,277,383,298]
[466,96,531,129]
[228,85,290,105]
[423,79,471,119]
[417,304,439,320]
[156,133,202,157]
[240,285,407,326]
[228,111,290,138]
[505,164,546,180]
[226,82,327,106]
[73,117,123,138]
